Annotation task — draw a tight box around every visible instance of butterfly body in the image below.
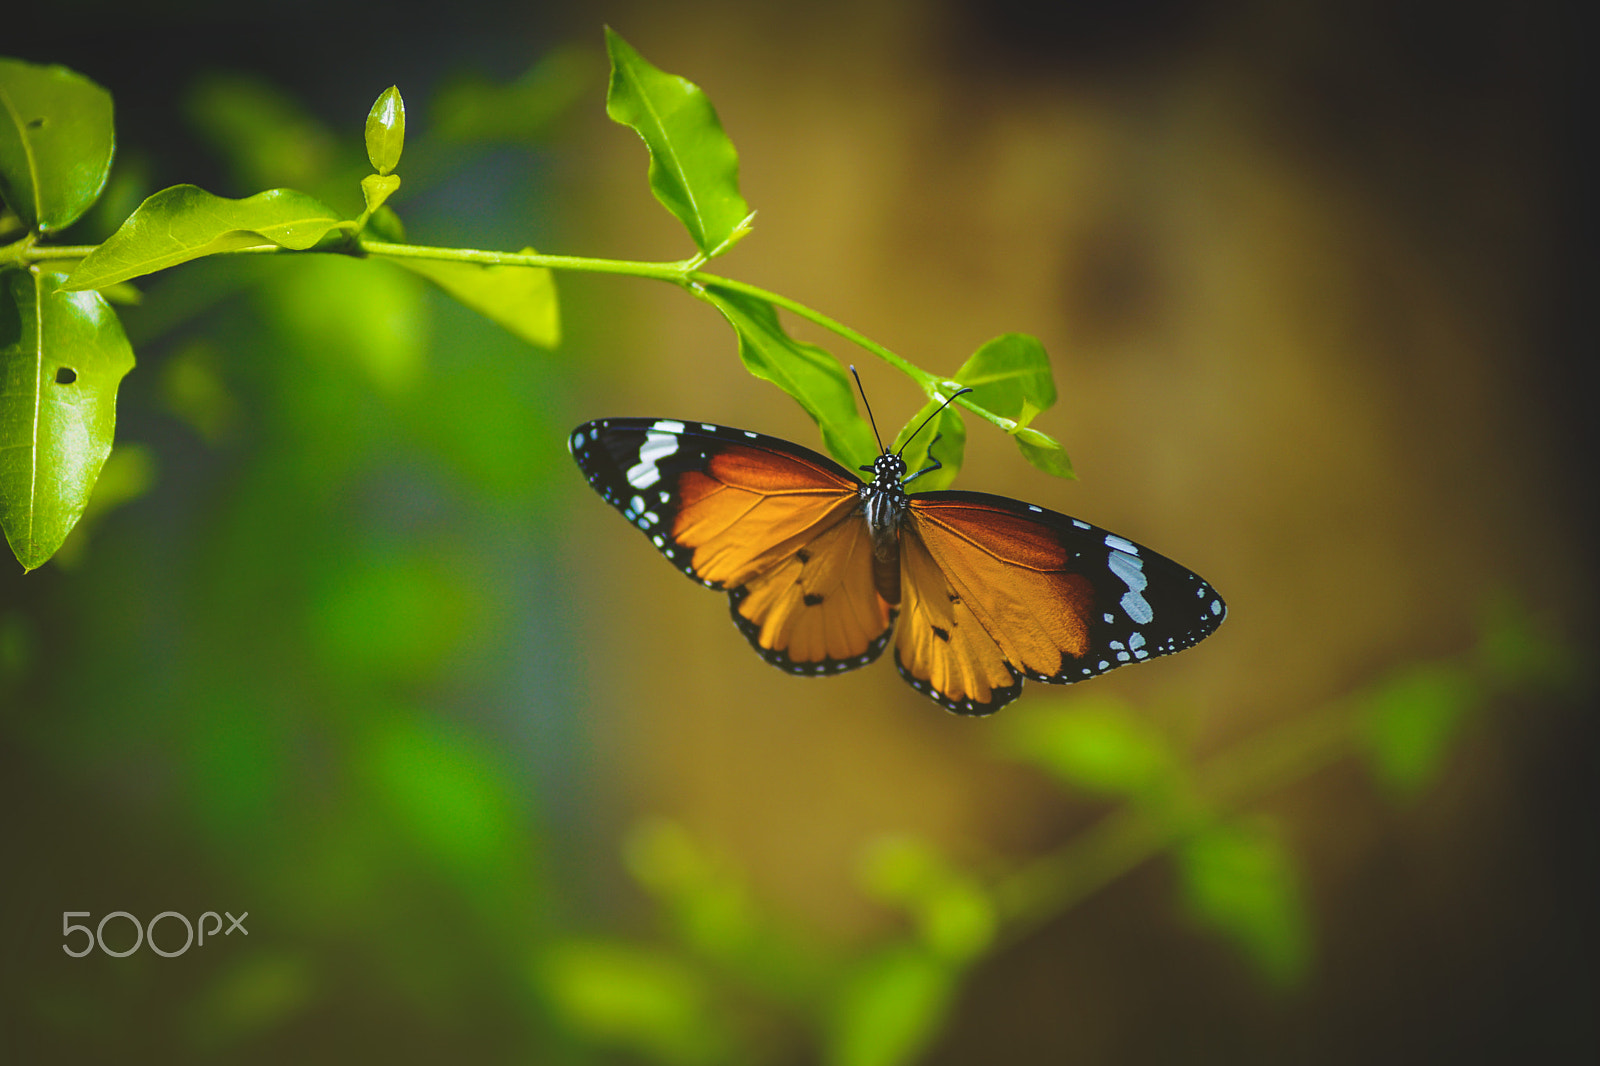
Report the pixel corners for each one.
[570,417,1225,715]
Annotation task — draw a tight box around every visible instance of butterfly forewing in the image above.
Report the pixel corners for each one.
[898,491,1226,714]
[572,418,1227,714]
[570,419,896,675]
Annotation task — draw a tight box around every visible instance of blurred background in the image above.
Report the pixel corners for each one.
[2,0,1591,1062]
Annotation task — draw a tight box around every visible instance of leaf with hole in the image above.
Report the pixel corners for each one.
[62,185,345,291]
[0,58,115,233]
[604,28,753,258]
[0,268,136,571]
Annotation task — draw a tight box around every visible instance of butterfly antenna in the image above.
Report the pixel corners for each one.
[896,386,973,457]
[850,366,887,454]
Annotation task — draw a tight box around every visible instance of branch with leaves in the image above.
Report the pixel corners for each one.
[0,29,1069,572]
[534,598,1580,1065]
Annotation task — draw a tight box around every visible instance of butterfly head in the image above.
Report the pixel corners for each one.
[859,450,911,544]
[869,452,908,486]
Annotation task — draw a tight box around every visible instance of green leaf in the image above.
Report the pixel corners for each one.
[997,695,1177,799]
[953,333,1073,479]
[1176,820,1311,986]
[828,947,955,1066]
[1361,662,1480,798]
[432,45,597,144]
[50,442,155,568]
[0,268,136,571]
[362,716,515,876]
[860,837,995,961]
[623,819,767,971]
[604,27,753,258]
[891,395,966,492]
[536,939,725,1066]
[184,73,334,192]
[364,85,405,174]
[63,185,345,291]
[700,285,876,468]
[160,341,238,443]
[365,204,406,243]
[1013,425,1075,478]
[1475,595,1586,696]
[385,248,559,349]
[264,255,429,392]
[0,58,115,233]
[360,173,400,216]
[955,333,1056,422]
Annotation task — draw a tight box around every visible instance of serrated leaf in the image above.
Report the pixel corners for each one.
[997,695,1177,798]
[364,86,405,174]
[1176,820,1311,986]
[62,185,345,291]
[0,58,115,232]
[700,285,876,469]
[0,268,136,571]
[892,396,965,492]
[604,28,753,258]
[386,248,559,349]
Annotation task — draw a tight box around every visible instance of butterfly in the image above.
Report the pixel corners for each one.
[569,394,1225,715]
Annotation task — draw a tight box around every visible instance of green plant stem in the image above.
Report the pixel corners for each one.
[995,701,1360,945]
[10,240,96,263]
[361,240,688,282]
[362,241,1004,424]
[16,235,1006,427]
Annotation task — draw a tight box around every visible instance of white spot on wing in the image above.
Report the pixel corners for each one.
[1105,533,1139,556]
[627,427,682,489]
[1107,549,1154,624]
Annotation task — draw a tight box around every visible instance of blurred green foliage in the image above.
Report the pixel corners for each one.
[0,32,1585,1066]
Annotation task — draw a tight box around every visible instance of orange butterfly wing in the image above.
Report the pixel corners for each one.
[897,492,1225,715]
[573,420,1226,713]
[571,419,895,675]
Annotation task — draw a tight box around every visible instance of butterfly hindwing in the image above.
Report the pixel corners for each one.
[570,419,896,675]
[897,491,1226,715]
